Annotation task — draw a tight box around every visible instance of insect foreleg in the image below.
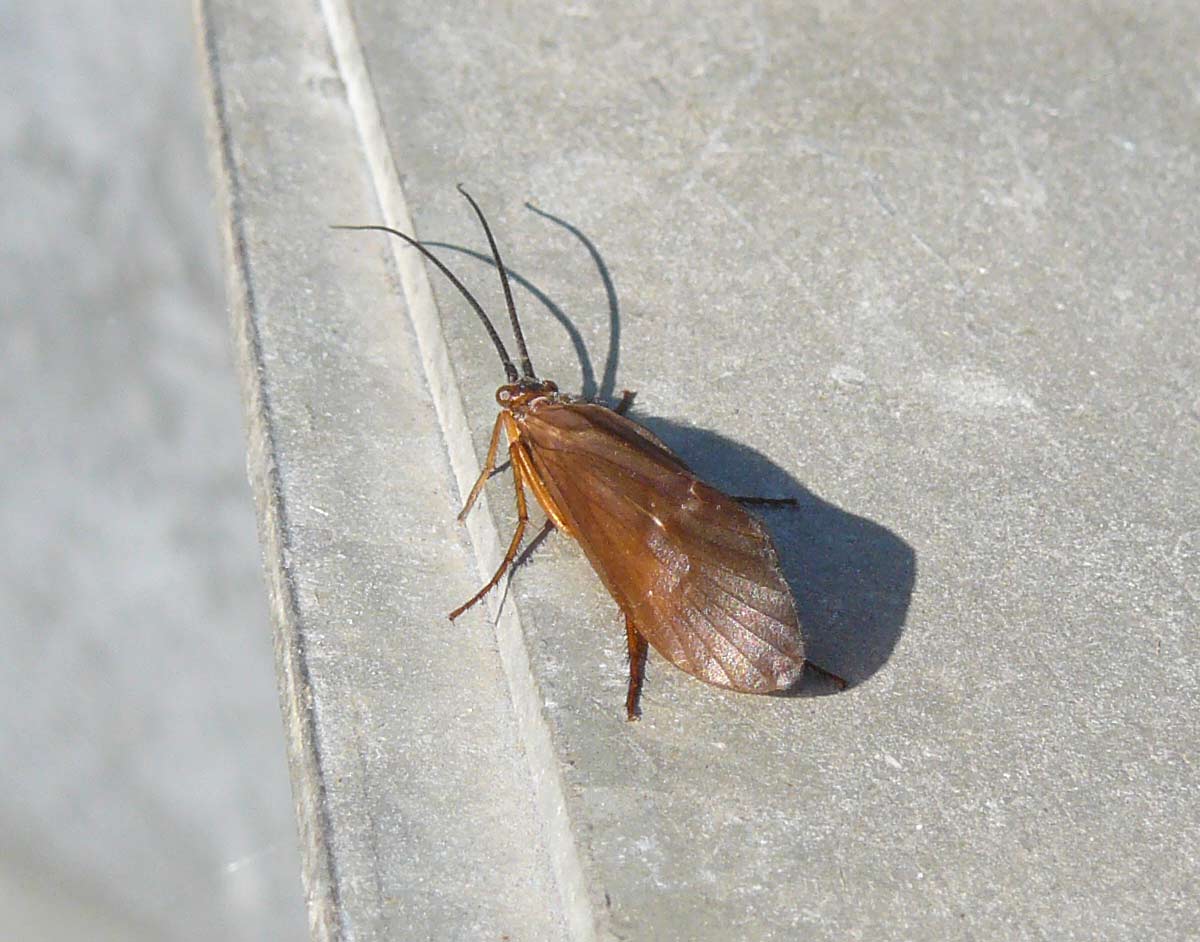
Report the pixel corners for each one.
[457,412,507,522]
[448,448,529,621]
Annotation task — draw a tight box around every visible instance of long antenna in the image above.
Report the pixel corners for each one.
[332,223,518,384]
[456,185,536,379]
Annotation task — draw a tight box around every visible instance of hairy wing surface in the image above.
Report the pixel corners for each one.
[521,403,805,692]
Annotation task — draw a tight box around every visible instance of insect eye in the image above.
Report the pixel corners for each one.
[496,387,513,405]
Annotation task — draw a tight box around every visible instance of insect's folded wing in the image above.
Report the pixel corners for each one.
[524,404,805,693]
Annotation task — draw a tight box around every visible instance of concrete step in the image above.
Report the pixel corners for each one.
[198,1,1200,939]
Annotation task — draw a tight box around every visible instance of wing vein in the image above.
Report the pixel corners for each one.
[693,581,798,659]
[686,589,773,685]
[682,604,736,687]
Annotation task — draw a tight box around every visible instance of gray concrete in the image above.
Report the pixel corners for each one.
[197,2,570,938]
[202,0,1199,939]
[1,3,305,940]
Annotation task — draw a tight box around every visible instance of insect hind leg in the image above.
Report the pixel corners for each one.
[624,615,649,721]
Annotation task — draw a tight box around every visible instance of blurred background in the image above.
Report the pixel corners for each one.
[2,3,306,939]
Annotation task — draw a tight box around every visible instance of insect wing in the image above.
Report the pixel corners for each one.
[520,403,805,693]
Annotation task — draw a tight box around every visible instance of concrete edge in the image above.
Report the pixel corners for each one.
[317,1,597,938]
[193,2,343,939]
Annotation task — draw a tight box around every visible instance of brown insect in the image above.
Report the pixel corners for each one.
[339,187,838,719]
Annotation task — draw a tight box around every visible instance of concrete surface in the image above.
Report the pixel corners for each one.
[1,4,305,940]
[197,2,570,939]
[201,0,1199,939]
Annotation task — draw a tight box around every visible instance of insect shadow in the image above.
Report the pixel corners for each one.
[640,417,916,690]
[426,204,915,689]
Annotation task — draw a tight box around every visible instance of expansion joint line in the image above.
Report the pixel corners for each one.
[316,2,595,939]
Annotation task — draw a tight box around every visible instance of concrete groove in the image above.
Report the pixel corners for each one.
[316,2,597,937]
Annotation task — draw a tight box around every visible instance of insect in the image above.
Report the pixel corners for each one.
[338,187,839,719]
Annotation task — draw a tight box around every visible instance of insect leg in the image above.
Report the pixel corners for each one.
[510,442,576,538]
[624,614,649,721]
[448,450,529,621]
[806,661,848,690]
[512,519,556,572]
[733,495,798,507]
[458,412,506,522]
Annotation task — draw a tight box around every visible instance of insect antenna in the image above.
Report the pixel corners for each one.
[456,185,536,380]
[332,223,519,383]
